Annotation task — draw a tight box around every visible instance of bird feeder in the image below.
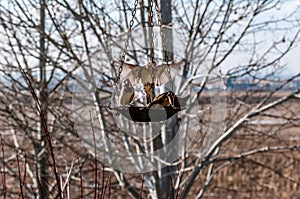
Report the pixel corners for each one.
[109,0,187,122]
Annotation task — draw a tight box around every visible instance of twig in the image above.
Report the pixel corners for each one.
[101,164,105,199]
[138,176,144,199]
[170,175,175,199]
[175,163,184,198]
[21,70,62,198]
[102,175,110,199]
[108,175,111,199]
[212,144,300,163]
[1,135,7,199]
[23,154,27,199]
[98,171,101,199]
[79,164,83,199]
[61,160,74,191]
[16,150,24,199]
[89,111,98,199]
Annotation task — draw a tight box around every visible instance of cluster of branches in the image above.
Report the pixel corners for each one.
[0,0,299,198]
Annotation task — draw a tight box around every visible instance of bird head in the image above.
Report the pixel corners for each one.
[122,79,132,87]
[145,61,156,69]
[166,91,175,98]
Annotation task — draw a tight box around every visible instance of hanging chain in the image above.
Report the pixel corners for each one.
[148,0,156,84]
[149,0,155,63]
[153,0,173,91]
[115,0,139,85]
[110,0,138,109]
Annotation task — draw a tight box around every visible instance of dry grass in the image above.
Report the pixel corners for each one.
[1,90,300,198]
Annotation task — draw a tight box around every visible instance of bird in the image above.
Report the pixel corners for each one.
[148,91,190,109]
[143,82,155,104]
[119,79,135,106]
[148,91,176,109]
[117,59,186,85]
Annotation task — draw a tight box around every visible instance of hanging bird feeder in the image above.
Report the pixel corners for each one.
[109,0,187,122]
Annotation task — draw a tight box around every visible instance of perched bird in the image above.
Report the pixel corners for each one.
[143,82,155,104]
[119,79,135,106]
[118,60,186,85]
[148,91,190,109]
[148,91,176,108]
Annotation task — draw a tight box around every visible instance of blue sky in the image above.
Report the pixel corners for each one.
[282,43,300,76]
[0,0,299,78]
[268,1,300,76]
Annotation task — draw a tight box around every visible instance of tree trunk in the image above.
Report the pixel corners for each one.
[160,1,178,198]
[36,0,49,197]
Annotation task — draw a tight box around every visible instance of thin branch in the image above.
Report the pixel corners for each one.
[0,135,7,199]
[89,111,98,199]
[21,70,62,198]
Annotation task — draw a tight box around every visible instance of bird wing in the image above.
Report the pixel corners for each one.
[119,70,137,85]
[115,61,141,84]
[128,87,135,104]
[155,60,185,84]
[114,60,186,85]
